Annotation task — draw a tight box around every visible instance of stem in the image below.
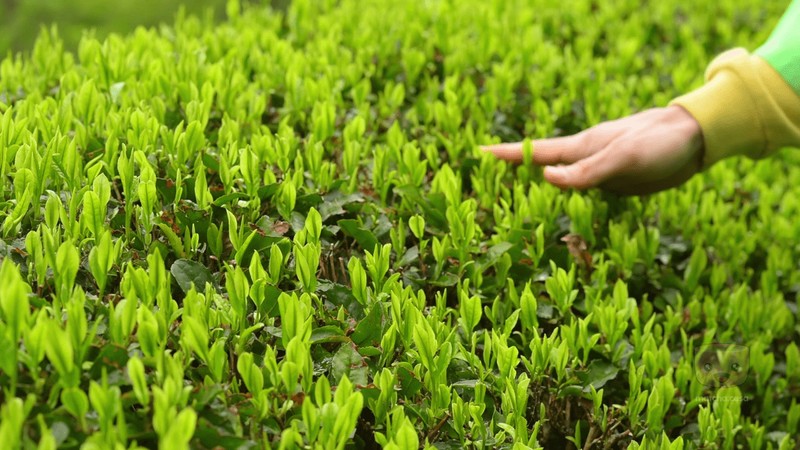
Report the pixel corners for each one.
[583,424,599,450]
[425,412,450,443]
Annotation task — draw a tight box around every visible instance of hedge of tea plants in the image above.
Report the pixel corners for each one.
[1,0,799,448]
[0,0,229,54]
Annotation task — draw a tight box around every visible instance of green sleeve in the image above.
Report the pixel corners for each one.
[756,0,800,96]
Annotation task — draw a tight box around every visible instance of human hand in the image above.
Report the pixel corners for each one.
[482,105,705,195]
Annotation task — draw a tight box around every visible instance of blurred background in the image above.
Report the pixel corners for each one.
[0,0,289,54]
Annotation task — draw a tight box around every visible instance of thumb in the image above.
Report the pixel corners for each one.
[543,150,618,190]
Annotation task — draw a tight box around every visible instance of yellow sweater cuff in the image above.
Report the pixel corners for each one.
[670,48,800,168]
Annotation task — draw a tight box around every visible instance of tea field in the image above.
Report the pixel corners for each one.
[1,0,799,448]
[0,0,227,54]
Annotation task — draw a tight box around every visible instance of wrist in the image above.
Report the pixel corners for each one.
[667,104,704,163]
[669,49,763,169]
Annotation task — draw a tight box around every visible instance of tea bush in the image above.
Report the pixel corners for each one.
[1,0,798,448]
[0,0,228,54]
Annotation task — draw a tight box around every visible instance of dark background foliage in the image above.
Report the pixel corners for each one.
[0,0,291,53]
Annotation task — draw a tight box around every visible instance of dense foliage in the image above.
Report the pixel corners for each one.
[0,0,798,448]
[0,0,230,54]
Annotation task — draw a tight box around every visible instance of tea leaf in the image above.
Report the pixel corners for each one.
[171,259,214,293]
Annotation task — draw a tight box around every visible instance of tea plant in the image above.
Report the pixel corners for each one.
[0,0,798,448]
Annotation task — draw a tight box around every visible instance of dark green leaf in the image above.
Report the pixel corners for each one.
[394,186,447,230]
[257,183,279,200]
[318,192,364,221]
[213,192,250,206]
[396,246,419,267]
[193,420,259,449]
[171,259,214,293]
[260,285,282,317]
[357,346,382,357]
[351,304,382,346]
[331,344,368,386]
[476,242,513,270]
[429,272,459,287]
[577,360,619,390]
[295,193,324,212]
[396,363,423,398]
[319,281,364,319]
[338,219,379,252]
[310,325,347,344]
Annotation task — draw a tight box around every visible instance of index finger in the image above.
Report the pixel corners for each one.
[483,119,632,165]
[481,134,587,165]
